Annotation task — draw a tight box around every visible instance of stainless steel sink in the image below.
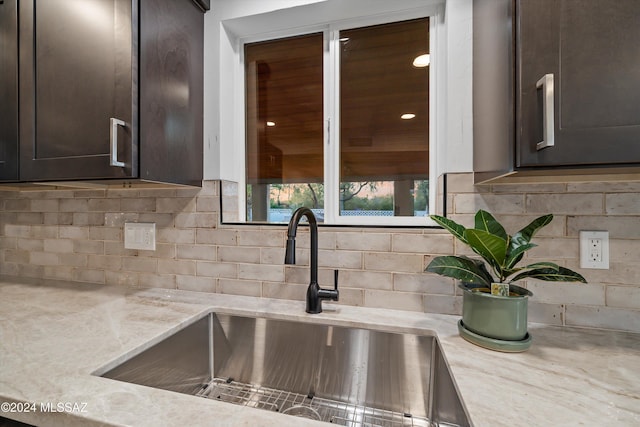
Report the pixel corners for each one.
[97,313,471,426]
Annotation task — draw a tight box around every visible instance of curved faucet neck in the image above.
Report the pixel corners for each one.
[286,207,318,285]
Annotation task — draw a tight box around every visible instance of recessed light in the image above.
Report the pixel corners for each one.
[412,54,430,68]
[401,113,416,120]
[266,121,276,127]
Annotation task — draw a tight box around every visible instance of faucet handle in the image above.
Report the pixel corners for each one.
[334,269,339,291]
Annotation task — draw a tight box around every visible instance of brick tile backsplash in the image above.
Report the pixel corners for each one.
[0,173,639,333]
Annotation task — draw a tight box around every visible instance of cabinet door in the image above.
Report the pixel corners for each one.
[517,0,640,168]
[0,0,19,181]
[19,0,137,181]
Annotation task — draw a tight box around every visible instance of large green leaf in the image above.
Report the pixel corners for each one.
[506,214,553,270]
[474,210,508,240]
[504,243,537,269]
[510,266,587,283]
[509,214,553,250]
[430,215,467,244]
[503,262,558,281]
[426,256,493,287]
[470,257,496,284]
[464,229,508,273]
[524,262,560,270]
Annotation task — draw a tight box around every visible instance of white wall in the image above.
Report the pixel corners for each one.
[203,0,473,181]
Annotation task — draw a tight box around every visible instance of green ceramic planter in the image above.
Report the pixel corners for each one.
[460,283,533,341]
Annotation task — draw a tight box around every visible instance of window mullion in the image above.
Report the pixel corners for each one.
[324,28,340,224]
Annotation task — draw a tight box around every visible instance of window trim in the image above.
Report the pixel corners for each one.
[234,7,444,226]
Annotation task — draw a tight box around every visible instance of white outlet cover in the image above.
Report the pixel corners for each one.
[579,230,609,269]
[124,222,156,251]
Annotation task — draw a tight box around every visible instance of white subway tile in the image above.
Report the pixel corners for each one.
[606,285,640,310]
[199,180,219,196]
[59,199,89,212]
[237,229,283,247]
[88,199,120,212]
[59,226,89,240]
[528,302,564,326]
[262,282,307,301]
[394,273,454,295]
[319,250,363,269]
[158,259,197,275]
[364,290,423,312]
[104,213,138,227]
[73,212,106,226]
[17,238,44,252]
[568,216,640,239]
[454,194,525,214]
[176,244,215,261]
[196,196,219,212]
[30,199,59,212]
[423,294,462,316]
[526,193,604,215]
[156,197,196,213]
[392,233,454,255]
[58,253,88,267]
[238,264,284,282]
[175,212,217,228]
[196,229,236,245]
[44,266,74,281]
[120,198,156,212]
[565,305,640,333]
[218,278,261,297]
[176,275,216,293]
[336,232,391,252]
[363,252,422,273]
[260,247,286,264]
[445,172,476,193]
[339,270,392,290]
[528,282,605,306]
[74,240,104,255]
[44,239,73,253]
[30,252,59,266]
[605,193,640,215]
[87,255,122,270]
[72,268,105,284]
[105,271,139,287]
[196,261,237,278]
[218,246,260,263]
[138,273,176,289]
[122,256,158,273]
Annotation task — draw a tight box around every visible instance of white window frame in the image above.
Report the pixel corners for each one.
[234,6,444,226]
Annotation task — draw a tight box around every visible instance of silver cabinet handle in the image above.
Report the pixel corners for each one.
[110,118,126,167]
[536,73,554,150]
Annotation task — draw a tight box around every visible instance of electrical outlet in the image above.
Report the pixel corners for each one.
[579,231,609,269]
[124,222,156,251]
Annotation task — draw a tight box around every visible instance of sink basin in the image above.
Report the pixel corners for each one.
[97,313,471,426]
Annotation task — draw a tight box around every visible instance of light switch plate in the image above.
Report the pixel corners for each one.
[579,230,609,269]
[124,222,156,251]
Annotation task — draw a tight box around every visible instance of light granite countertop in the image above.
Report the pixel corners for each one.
[0,277,638,427]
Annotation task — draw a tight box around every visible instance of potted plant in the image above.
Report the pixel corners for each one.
[426,210,586,351]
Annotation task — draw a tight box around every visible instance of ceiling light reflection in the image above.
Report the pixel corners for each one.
[266,121,276,127]
[401,113,416,120]
[412,54,430,68]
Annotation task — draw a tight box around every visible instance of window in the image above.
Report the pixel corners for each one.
[242,15,436,226]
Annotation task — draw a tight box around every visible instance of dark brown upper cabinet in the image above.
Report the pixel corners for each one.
[14,0,207,186]
[0,0,19,181]
[474,0,640,183]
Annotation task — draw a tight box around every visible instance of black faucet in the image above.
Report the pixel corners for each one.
[284,207,339,314]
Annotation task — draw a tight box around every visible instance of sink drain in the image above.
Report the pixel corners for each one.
[281,405,321,420]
